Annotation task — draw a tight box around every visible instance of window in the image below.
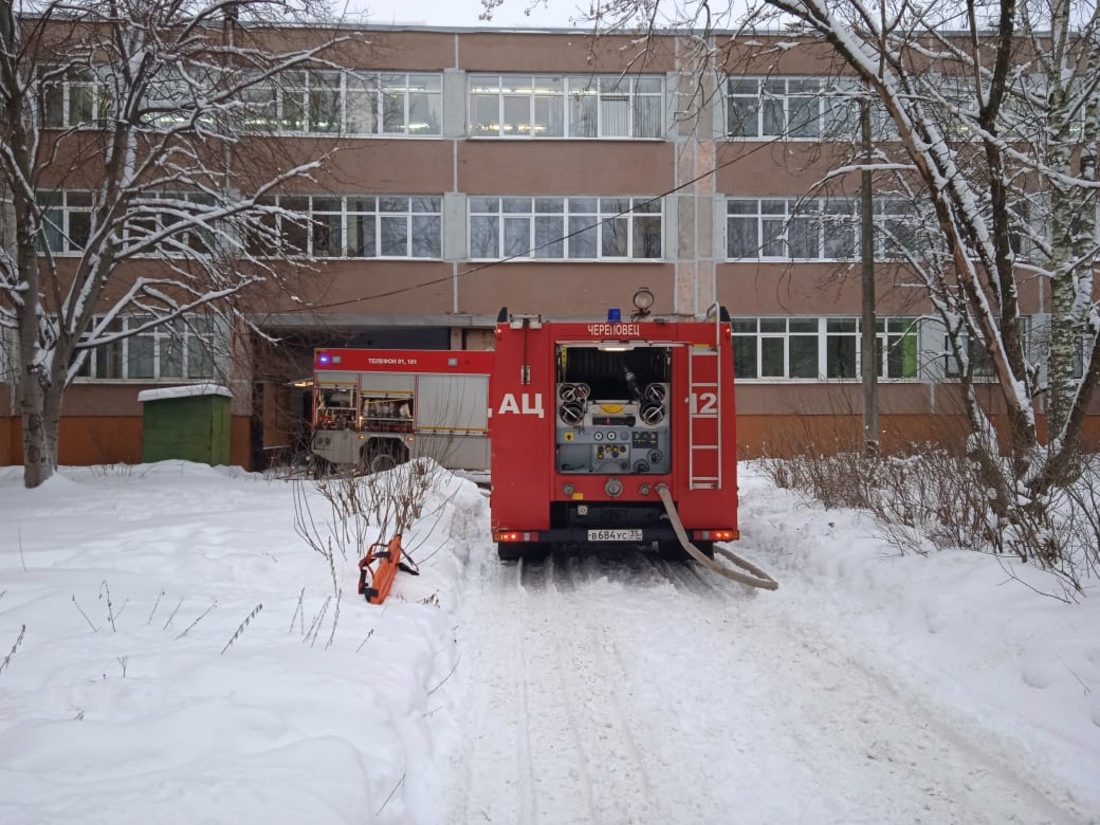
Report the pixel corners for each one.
[0,327,16,384]
[824,317,919,379]
[923,74,977,143]
[960,199,1032,260]
[878,319,920,379]
[245,195,442,259]
[42,67,113,128]
[75,315,222,381]
[142,66,216,130]
[726,197,922,261]
[825,318,859,378]
[943,332,995,379]
[125,192,217,255]
[726,77,829,139]
[242,70,442,136]
[875,199,920,260]
[382,73,443,135]
[468,196,662,260]
[727,198,858,261]
[727,76,896,141]
[1032,317,1088,380]
[732,317,818,378]
[470,74,663,139]
[944,317,1038,380]
[733,317,920,380]
[40,191,93,253]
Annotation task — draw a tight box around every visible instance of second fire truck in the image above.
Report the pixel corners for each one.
[309,348,493,476]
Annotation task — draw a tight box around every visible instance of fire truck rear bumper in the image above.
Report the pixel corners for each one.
[493,526,737,546]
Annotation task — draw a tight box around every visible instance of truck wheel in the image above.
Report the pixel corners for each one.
[497,542,522,561]
[658,540,713,561]
[497,542,550,562]
[364,440,409,474]
[370,451,398,473]
[306,454,330,479]
[694,540,715,559]
[524,543,551,563]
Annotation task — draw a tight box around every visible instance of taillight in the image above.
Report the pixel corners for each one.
[493,531,540,542]
[693,529,737,541]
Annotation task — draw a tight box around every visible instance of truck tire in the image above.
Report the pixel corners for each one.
[370,451,398,473]
[497,541,550,562]
[497,542,522,561]
[306,454,330,479]
[363,440,408,474]
[658,539,714,561]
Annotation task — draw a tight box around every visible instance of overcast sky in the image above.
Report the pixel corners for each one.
[339,0,586,29]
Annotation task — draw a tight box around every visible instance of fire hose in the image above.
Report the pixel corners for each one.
[655,483,778,591]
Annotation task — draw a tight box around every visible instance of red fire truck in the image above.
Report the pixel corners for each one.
[310,348,493,475]
[488,300,739,561]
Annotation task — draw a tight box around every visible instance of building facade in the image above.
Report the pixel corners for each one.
[2,24,1096,469]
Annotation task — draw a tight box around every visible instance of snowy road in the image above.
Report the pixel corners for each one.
[444,547,1086,825]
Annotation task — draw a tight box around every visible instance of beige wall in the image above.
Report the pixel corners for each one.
[458,262,675,317]
[457,32,677,73]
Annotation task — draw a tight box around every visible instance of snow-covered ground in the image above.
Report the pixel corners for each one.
[0,461,1097,823]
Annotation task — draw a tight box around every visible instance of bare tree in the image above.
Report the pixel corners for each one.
[488,0,1100,561]
[0,0,342,488]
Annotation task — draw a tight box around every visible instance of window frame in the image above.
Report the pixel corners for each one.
[725,75,898,142]
[732,316,921,381]
[726,196,925,262]
[41,67,114,129]
[74,314,224,383]
[241,70,443,138]
[39,190,94,254]
[467,195,663,261]
[123,191,218,256]
[726,197,859,262]
[246,194,443,260]
[468,74,665,140]
[725,76,830,140]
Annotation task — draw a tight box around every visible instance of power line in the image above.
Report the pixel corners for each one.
[266,137,779,316]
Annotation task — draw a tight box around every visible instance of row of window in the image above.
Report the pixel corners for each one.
[62,313,1015,384]
[35,67,972,142]
[40,192,669,261]
[246,195,443,259]
[41,191,945,262]
[42,68,668,139]
[732,316,1088,382]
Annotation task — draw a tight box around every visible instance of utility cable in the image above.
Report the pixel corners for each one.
[265,134,788,315]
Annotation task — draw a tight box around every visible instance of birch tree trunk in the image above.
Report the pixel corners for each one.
[1046,0,1078,439]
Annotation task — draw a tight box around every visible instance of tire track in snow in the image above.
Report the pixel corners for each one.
[446,556,541,824]
[448,554,602,825]
[541,559,663,823]
[446,541,1091,824]
[534,558,600,823]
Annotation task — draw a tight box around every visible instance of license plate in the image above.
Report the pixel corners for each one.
[587,529,643,542]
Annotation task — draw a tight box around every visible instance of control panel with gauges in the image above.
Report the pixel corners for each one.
[554,345,672,474]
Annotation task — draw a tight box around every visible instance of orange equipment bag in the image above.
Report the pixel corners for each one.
[357,534,403,605]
